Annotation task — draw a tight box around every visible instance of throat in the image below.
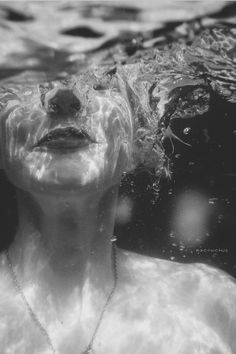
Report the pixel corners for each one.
[9,186,118,303]
[42,215,88,274]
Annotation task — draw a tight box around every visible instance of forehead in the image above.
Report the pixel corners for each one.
[0,66,119,99]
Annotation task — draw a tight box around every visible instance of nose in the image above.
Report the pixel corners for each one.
[44,88,81,117]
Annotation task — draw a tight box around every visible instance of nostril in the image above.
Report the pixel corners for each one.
[48,101,60,114]
[45,88,81,116]
[70,100,81,112]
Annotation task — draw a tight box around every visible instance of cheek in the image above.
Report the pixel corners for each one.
[4,108,44,160]
[106,109,133,168]
[91,96,132,144]
[89,96,133,174]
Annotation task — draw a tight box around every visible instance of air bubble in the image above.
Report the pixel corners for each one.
[99,225,105,233]
[217,214,224,223]
[183,127,191,135]
[208,197,218,205]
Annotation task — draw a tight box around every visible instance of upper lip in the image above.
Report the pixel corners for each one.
[34,126,95,148]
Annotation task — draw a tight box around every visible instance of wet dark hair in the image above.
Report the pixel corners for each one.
[0,25,235,191]
[119,25,236,182]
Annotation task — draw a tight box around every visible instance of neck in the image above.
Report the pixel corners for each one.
[8,185,119,306]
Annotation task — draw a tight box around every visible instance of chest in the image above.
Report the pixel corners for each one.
[0,295,230,354]
[97,306,230,354]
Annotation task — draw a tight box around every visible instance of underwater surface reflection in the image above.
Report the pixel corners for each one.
[0,1,235,277]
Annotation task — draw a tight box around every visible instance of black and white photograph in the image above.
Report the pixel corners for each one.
[0,1,235,353]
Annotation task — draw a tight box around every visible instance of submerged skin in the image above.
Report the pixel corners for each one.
[0,24,236,354]
[0,71,133,194]
[0,250,236,354]
[1,25,235,178]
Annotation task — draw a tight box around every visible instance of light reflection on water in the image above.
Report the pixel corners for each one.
[0,1,235,276]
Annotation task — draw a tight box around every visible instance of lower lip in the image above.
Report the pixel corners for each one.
[34,138,94,153]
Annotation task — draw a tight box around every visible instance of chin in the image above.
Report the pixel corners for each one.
[3,139,127,195]
[5,157,119,197]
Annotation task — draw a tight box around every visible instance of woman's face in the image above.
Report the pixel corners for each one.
[0,70,133,195]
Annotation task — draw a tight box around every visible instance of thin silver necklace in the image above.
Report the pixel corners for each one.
[5,239,118,354]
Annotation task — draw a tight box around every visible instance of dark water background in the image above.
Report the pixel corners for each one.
[0,1,235,277]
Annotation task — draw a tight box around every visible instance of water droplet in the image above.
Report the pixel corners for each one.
[183,127,191,135]
[208,197,218,205]
[99,225,105,233]
[217,214,224,223]
[170,256,175,261]
[111,235,117,242]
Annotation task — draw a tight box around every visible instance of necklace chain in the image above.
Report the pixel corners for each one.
[5,241,118,354]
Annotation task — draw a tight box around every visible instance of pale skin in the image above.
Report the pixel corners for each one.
[0,71,236,354]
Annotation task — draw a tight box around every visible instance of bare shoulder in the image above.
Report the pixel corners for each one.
[116,247,236,351]
[117,247,236,300]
